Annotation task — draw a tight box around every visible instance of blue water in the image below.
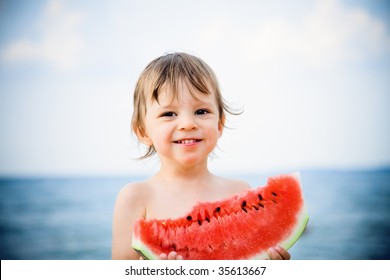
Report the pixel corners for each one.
[0,169,389,260]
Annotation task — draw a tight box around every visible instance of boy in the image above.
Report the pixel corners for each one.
[112,52,290,260]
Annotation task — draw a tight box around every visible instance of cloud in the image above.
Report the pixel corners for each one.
[1,0,85,70]
[197,0,390,171]
[199,0,390,69]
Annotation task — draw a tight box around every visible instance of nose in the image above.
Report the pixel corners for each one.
[177,113,198,131]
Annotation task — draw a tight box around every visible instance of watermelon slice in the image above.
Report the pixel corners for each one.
[132,172,309,260]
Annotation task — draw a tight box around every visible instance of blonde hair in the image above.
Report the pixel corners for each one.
[132,52,238,159]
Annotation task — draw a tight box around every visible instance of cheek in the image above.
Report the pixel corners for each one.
[150,124,173,142]
[205,121,223,139]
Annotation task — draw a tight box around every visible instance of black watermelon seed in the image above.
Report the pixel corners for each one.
[258,203,264,208]
[198,220,202,225]
[258,194,263,200]
[272,192,278,196]
[241,201,247,207]
[205,217,210,222]
[253,205,259,210]
[241,207,248,213]
[186,215,192,221]
[272,200,278,204]
[215,207,221,213]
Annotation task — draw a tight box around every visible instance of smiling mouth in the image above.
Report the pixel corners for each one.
[174,139,202,144]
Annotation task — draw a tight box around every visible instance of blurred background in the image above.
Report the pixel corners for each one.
[0,0,389,259]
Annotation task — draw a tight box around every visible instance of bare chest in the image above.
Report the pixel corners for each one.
[145,184,247,220]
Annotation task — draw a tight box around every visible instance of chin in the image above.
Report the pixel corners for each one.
[178,156,206,168]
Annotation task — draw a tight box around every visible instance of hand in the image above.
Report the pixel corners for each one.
[159,251,184,260]
[267,246,291,260]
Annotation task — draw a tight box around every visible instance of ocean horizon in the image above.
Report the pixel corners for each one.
[1,168,389,260]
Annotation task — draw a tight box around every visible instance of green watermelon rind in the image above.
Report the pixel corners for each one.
[281,208,309,250]
[132,239,159,260]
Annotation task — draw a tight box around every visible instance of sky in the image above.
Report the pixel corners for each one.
[0,0,389,177]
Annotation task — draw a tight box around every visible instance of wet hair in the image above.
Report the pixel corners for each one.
[132,52,238,159]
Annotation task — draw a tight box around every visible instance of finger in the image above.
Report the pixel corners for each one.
[177,254,184,260]
[167,251,178,260]
[159,253,168,260]
[275,246,291,260]
[267,248,281,260]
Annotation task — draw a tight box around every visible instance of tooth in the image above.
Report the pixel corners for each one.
[180,139,195,144]
[176,139,198,144]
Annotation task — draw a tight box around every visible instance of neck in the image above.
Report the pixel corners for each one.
[155,160,212,184]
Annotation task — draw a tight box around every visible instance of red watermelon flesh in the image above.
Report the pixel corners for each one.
[132,173,309,260]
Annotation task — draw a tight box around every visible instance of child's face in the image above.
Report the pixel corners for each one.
[139,79,224,168]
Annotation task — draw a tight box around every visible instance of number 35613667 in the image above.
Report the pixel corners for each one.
[218,266,266,276]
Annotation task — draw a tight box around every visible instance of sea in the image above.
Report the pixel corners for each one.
[1,169,389,260]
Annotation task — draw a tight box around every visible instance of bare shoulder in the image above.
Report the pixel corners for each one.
[112,180,152,260]
[215,176,251,196]
[113,180,153,227]
[227,178,251,191]
[116,180,151,205]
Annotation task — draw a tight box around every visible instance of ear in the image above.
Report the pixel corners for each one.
[218,114,225,138]
[135,126,153,147]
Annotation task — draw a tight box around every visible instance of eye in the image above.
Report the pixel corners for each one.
[160,111,177,117]
[195,109,210,115]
